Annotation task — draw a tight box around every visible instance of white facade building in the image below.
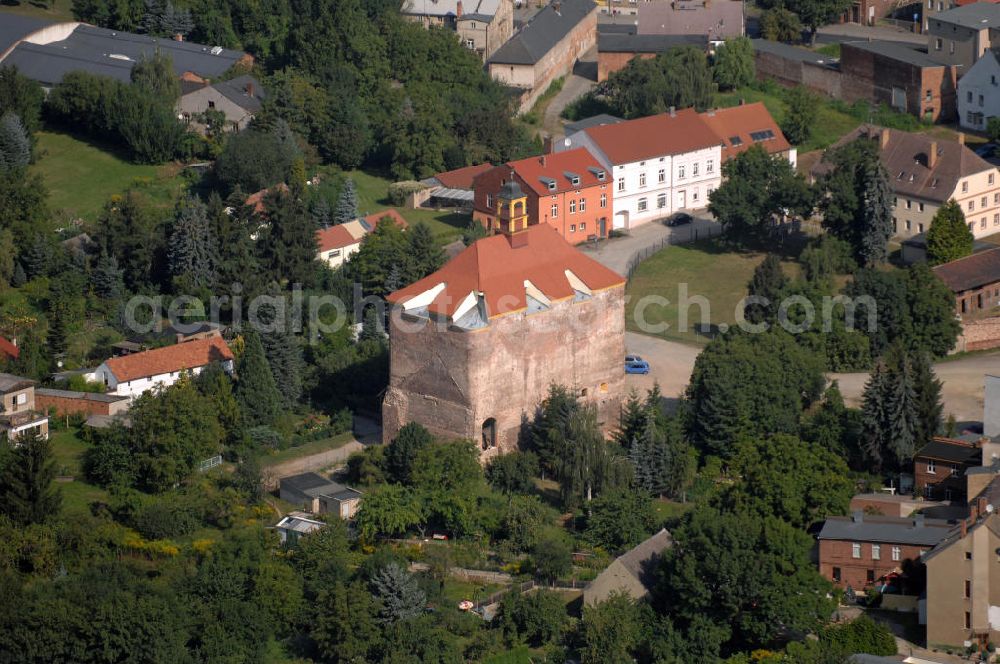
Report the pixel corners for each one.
[92,337,234,400]
[958,49,1000,132]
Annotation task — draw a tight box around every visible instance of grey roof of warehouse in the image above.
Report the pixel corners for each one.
[0,14,56,57]
[280,472,362,501]
[400,0,502,21]
[489,0,596,65]
[0,22,248,87]
[752,38,838,67]
[932,2,1000,29]
[598,32,707,53]
[842,39,948,68]
[818,512,953,546]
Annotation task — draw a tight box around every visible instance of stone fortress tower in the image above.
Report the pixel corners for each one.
[382,180,626,459]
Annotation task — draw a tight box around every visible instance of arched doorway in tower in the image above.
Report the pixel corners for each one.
[481,418,497,451]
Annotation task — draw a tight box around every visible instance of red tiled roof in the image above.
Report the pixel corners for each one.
[387,224,624,321]
[933,247,1000,293]
[315,225,358,253]
[433,163,493,190]
[0,336,18,360]
[504,148,607,197]
[245,183,290,214]
[582,108,721,164]
[103,337,234,383]
[362,209,409,230]
[700,102,792,161]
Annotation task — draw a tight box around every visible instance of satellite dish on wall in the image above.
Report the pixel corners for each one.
[563,137,571,147]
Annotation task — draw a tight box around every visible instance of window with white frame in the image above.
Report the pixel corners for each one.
[657,193,667,208]
[707,159,714,173]
[16,393,27,405]
[638,198,647,212]
[891,546,901,561]
[678,164,685,179]
[872,544,881,560]
[600,193,607,208]
[852,543,861,559]
[579,198,586,212]
[658,168,665,183]
[617,177,625,192]
[693,162,699,176]
[927,460,936,474]
[569,199,576,214]
[639,172,646,187]
[551,204,558,218]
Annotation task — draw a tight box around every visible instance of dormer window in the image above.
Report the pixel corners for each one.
[548,181,556,191]
[572,177,580,186]
[597,171,605,181]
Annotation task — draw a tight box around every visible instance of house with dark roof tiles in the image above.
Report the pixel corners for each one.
[488,0,597,113]
[933,247,1000,319]
[177,75,265,132]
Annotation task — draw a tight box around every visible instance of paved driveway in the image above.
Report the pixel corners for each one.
[578,213,721,275]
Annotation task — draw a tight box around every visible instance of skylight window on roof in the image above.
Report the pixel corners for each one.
[898,171,905,179]
[749,130,775,142]
[729,136,743,146]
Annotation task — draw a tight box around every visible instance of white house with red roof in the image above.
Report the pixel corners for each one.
[560,108,723,229]
[315,210,410,270]
[558,103,793,229]
[91,337,234,399]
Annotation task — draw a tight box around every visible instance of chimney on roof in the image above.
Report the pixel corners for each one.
[553,0,561,13]
[541,154,547,166]
[929,141,938,169]
[961,518,968,538]
[457,0,463,17]
[880,129,890,149]
[852,510,863,523]
[959,132,966,146]
[246,81,255,97]
[669,106,676,117]
[543,136,553,153]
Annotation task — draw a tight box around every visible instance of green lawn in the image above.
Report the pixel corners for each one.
[625,240,801,345]
[258,432,355,468]
[48,426,109,516]
[439,578,503,606]
[317,169,472,246]
[31,130,188,222]
[0,1,74,21]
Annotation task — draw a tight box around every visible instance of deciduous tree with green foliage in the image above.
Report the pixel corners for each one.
[384,422,433,485]
[712,37,755,90]
[709,145,814,245]
[532,533,572,584]
[600,46,715,119]
[926,199,973,265]
[761,7,803,41]
[781,85,819,145]
[584,488,656,551]
[786,0,854,44]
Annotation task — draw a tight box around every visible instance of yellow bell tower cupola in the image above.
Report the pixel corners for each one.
[495,179,528,236]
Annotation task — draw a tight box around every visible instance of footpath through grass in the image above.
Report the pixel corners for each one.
[31,130,187,222]
[258,431,355,468]
[625,239,801,345]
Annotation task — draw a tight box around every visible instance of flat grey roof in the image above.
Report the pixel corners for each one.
[565,113,623,134]
[598,32,707,53]
[3,24,246,87]
[842,40,944,68]
[752,38,837,67]
[35,387,129,403]
[0,14,55,56]
[933,3,1000,29]
[818,514,953,546]
[489,0,596,65]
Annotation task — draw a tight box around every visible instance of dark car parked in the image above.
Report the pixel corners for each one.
[665,212,693,227]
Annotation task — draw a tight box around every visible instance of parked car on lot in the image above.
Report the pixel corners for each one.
[665,212,692,227]
[625,356,650,374]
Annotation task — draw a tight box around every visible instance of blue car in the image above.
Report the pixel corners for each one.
[625,355,650,374]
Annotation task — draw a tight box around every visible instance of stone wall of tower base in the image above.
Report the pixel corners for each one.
[382,285,625,461]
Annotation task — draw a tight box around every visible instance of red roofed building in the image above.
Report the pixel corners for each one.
[0,336,19,363]
[315,210,409,270]
[428,164,494,190]
[382,206,626,457]
[93,336,234,399]
[472,148,612,243]
[699,103,796,166]
[559,108,723,229]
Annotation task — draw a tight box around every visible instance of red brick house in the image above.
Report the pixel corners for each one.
[472,148,612,243]
[933,247,1000,319]
[914,437,983,501]
[817,511,953,590]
